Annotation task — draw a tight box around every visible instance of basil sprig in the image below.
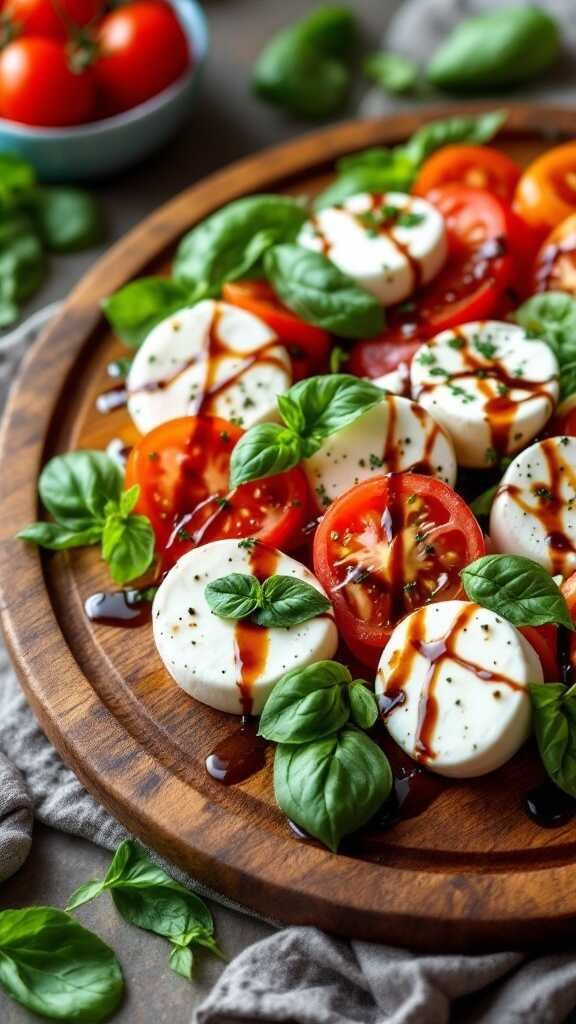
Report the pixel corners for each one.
[0,907,123,1021]
[230,373,383,487]
[258,660,388,850]
[461,554,574,630]
[314,110,506,209]
[205,572,331,627]
[470,483,499,518]
[102,277,191,348]
[258,661,377,744]
[530,682,576,798]
[67,841,224,980]
[512,293,576,385]
[18,451,155,585]
[264,244,384,338]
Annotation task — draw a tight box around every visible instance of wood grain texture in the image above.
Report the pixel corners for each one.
[3,104,576,952]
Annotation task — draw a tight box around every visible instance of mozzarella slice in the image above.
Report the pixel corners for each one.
[371,365,411,397]
[127,300,292,435]
[303,394,457,509]
[490,435,576,576]
[375,600,540,778]
[297,192,447,306]
[410,321,559,469]
[153,538,338,716]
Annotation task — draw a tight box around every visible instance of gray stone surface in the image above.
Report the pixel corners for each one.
[0,1,389,1020]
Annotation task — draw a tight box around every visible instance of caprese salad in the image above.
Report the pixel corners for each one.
[20,110,576,853]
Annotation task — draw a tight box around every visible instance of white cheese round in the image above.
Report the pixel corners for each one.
[153,538,338,716]
[410,321,559,469]
[297,192,447,306]
[375,600,540,778]
[127,300,292,435]
[303,393,457,510]
[490,435,576,576]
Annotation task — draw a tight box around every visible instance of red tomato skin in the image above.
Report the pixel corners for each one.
[347,335,420,380]
[3,0,102,39]
[514,141,576,236]
[95,1,189,114]
[413,145,522,203]
[519,625,559,682]
[313,475,486,660]
[0,37,95,125]
[222,280,330,381]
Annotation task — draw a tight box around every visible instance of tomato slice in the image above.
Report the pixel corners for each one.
[519,625,559,682]
[313,474,486,665]
[532,212,576,295]
[347,334,420,380]
[348,186,515,377]
[413,145,522,203]
[514,142,576,236]
[222,280,331,381]
[125,416,310,570]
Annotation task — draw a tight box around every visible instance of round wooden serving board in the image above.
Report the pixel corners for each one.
[3,104,576,952]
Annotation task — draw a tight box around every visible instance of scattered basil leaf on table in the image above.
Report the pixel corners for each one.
[17,451,155,585]
[470,483,500,518]
[427,6,560,92]
[363,53,419,95]
[461,554,574,630]
[512,292,576,367]
[252,5,357,118]
[264,244,384,337]
[67,841,224,977]
[230,374,383,485]
[205,573,331,627]
[0,213,46,327]
[0,907,123,1021]
[0,152,36,207]
[349,681,379,730]
[274,727,392,851]
[31,187,105,252]
[168,944,194,981]
[259,661,353,744]
[314,110,506,210]
[529,682,576,797]
[102,276,191,348]
[173,195,307,298]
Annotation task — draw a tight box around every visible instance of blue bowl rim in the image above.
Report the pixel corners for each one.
[0,0,209,140]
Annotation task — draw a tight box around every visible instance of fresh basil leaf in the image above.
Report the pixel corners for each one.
[0,907,123,1022]
[470,483,499,518]
[102,276,191,348]
[39,451,123,530]
[173,196,307,296]
[66,880,108,912]
[363,52,419,94]
[17,521,103,550]
[288,374,383,444]
[0,213,45,326]
[329,345,349,373]
[560,362,576,404]
[31,187,104,252]
[252,6,356,119]
[427,8,559,91]
[0,153,36,207]
[403,110,506,164]
[461,554,574,630]
[169,944,194,980]
[274,726,392,851]
[349,682,379,729]
[264,244,384,338]
[102,512,155,584]
[259,660,351,743]
[119,484,140,517]
[205,573,262,620]
[512,292,576,367]
[530,682,576,797]
[313,161,415,211]
[255,575,331,627]
[229,423,303,487]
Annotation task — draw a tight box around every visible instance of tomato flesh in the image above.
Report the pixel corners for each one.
[533,212,576,295]
[313,474,486,665]
[222,280,330,381]
[413,145,522,203]
[514,141,576,235]
[125,416,310,570]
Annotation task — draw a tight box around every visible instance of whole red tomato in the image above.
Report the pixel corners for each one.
[95,1,189,115]
[0,37,96,125]
[2,0,103,40]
